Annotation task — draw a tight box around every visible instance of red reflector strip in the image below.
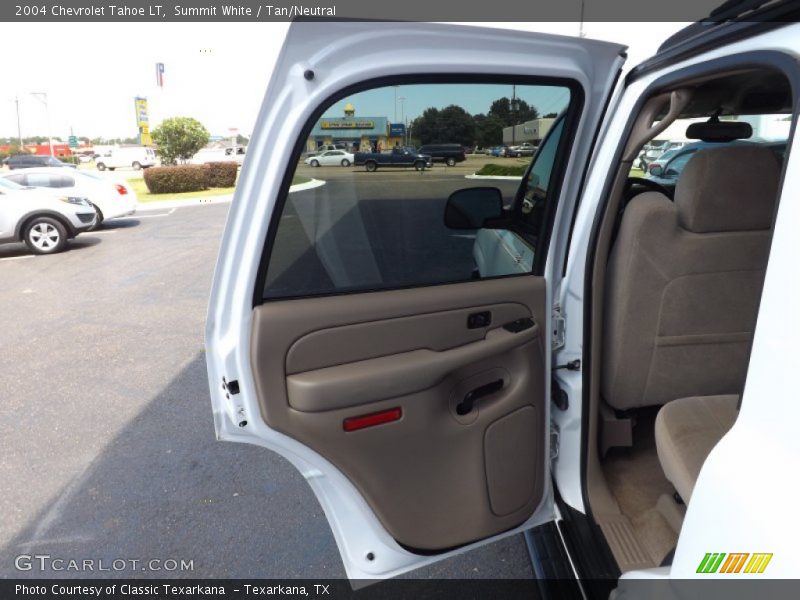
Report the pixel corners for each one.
[343,407,402,432]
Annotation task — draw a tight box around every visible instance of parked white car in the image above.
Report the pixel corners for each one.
[0,177,95,254]
[1,168,137,227]
[206,16,800,590]
[95,146,156,171]
[188,147,245,165]
[304,149,355,167]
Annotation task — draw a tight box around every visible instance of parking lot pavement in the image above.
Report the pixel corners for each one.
[0,201,534,579]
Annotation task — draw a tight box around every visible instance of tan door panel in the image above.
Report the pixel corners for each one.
[250,277,547,551]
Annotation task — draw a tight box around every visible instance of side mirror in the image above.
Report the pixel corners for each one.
[649,164,664,177]
[444,187,504,230]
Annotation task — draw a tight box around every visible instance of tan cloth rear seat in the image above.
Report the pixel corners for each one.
[603,146,780,410]
[655,395,739,502]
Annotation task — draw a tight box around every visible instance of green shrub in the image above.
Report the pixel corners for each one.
[475,163,526,177]
[59,155,80,165]
[203,161,238,188]
[143,165,208,194]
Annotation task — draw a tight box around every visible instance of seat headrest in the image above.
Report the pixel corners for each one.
[675,146,780,233]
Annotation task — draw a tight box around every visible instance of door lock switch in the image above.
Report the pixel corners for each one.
[503,317,535,333]
[467,311,492,329]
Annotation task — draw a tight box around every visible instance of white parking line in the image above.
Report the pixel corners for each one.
[0,255,35,262]
[135,208,176,219]
[88,229,119,234]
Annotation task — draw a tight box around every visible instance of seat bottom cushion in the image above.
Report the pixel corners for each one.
[655,395,739,502]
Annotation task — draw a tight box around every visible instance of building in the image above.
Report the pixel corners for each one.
[502,117,555,146]
[307,103,404,151]
[0,143,74,157]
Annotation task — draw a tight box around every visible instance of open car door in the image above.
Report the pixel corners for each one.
[206,21,625,580]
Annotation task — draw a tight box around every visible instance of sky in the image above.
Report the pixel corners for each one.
[0,22,688,141]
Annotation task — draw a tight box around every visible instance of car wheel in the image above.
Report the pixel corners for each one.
[132,161,142,170]
[96,162,106,171]
[414,161,426,171]
[311,159,320,167]
[24,217,67,255]
[341,159,351,167]
[445,157,456,167]
[365,161,377,172]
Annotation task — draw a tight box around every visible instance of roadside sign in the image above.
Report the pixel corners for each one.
[68,135,78,148]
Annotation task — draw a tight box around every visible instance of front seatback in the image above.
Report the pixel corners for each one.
[603,146,780,410]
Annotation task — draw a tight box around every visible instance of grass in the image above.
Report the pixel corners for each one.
[629,167,645,178]
[127,173,310,202]
[474,163,526,177]
[127,177,236,203]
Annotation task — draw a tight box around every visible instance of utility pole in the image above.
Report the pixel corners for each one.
[511,84,518,148]
[393,85,398,122]
[14,96,22,148]
[31,92,53,156]
[398,96,406,145]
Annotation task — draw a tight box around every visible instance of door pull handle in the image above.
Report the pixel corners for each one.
[456,379,504,415]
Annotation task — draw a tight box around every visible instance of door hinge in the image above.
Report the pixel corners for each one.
[550,424,560,461]
[551,375,569,411]
[552,305,566,351]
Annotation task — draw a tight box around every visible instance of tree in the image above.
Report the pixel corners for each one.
[410,107,441,145]
[410,105,474,146]
[24,136,49,145]
[488,97,540,126]
[152,117,210,164]
[438,105,474,146]
[543,112,558,119]
[473,114,505,147]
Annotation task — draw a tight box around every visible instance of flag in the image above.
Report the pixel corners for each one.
[156,63,165,88]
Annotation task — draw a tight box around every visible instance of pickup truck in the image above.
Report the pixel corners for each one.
[353,147,432,172]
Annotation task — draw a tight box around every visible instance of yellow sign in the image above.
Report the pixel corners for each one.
[320,120,375,130]
[134,97,149,127]
[139,125,152,146]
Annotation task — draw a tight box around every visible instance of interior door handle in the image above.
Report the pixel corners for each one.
[456,379,504,415]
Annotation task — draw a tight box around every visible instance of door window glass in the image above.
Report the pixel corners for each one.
[26,174,54,187]
[664,151,695,178]
[5,174,27,186]
[262,82,573,299]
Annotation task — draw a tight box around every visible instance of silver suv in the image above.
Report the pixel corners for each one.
[0,178,95,254]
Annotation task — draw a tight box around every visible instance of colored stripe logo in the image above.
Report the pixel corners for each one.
[697,553,773,574]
